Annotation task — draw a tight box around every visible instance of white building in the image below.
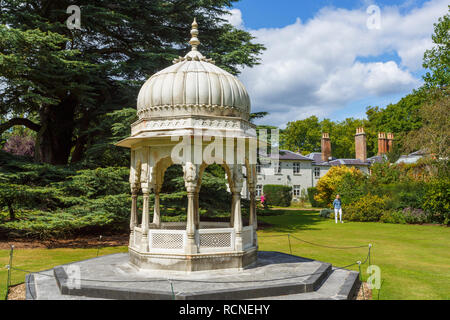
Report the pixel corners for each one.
[248,128,387,200]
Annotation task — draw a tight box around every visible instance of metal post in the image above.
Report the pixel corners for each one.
[5,245,14,300]
[287,234,292,255]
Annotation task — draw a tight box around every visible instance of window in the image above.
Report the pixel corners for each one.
[256,185,263,197]
[293,162,301,174]
[256,164,261,174]
[274,163,281,174]
[293,185,301,197]
[314,167,321,179]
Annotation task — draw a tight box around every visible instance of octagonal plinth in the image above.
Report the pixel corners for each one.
[129,247,258,272]
[26,252,360,300]
[129,222,257,271]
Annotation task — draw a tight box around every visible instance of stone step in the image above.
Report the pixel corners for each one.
[251,268,360,300]
[25,252,359,300]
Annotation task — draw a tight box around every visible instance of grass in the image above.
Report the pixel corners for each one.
[0,246,127,300]
[1,209,449,300]
[257,209,450,300]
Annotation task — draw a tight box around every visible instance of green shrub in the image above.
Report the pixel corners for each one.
[375,181,427,210]
[380,210,407,224]
[336,173,367,206]
[319,208,332,218]
[402,207,430,224]
[344,194,386,222]
[59,167,130,198]
[307,187,319,207]
[263,185,292,207]
[0,194,132,239]
[423,179,450,225]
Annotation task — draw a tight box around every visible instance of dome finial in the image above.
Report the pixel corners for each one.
[189,18,200,51]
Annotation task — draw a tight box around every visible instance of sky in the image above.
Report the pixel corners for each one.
[224,0,449,127]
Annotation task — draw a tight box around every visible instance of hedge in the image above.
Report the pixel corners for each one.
[263,185,292,207]
[307,187,319,207]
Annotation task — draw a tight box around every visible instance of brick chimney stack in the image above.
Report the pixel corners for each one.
[378,132,387,155]
[387,133,394,153]
[355,127,367,162]
[321,133,332,162]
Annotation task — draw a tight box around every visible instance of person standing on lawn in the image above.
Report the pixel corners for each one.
[260,193,267,209]
[333,194,343,224]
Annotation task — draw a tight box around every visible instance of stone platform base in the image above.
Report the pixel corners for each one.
[26,252,360,300]
[129,247,257,272]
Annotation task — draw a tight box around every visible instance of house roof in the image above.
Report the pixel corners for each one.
[305,152,323,164]
[259,150,313,161]
[367,155,385,164]
[326,159,370,166]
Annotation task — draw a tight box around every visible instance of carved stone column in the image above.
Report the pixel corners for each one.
[183,162,199,254]
[247,164,258,246]
[153,184,161,228]
[129,186,139,247]
[230,165,244,251]
[141,187,150,252]
[194,192,200,229]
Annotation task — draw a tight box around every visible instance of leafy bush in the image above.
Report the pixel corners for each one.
[380,210,407,224]
[307,187,319,207]
[263,185,292,207]
[377,181,427,210]
[402,207,429,224]
[336,172,367,205]
[314,166,365,207]
[344,194,386,222]
[59,167,130,198]
[423,179,450,225]
[319,208,332,218]
[0,194,131,239]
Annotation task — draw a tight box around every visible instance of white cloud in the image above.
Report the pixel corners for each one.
[224,9,244,29]
[238,0,448,127]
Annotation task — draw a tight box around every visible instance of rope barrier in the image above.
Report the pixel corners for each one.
[258,233,369,249]
[5,236,373,299]
[4,245,14,300]
[9,245,371,285]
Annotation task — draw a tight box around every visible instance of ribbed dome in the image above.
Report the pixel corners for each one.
[136,19,251,120]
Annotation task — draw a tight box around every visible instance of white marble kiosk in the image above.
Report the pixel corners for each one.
[117,19,259,272]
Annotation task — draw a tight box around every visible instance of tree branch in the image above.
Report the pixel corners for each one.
[0,118,41,135]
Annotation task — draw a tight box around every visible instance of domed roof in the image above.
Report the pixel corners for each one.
[137,19,251,120]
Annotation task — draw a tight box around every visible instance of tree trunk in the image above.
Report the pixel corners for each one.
[8,203,15,221]
[36,96,77,165]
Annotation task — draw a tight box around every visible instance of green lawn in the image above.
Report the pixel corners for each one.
[1,209,449,300]
[257,209,450,300]
[0,246,127,300]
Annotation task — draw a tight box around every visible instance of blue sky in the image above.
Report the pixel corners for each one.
[226,0,447,126]
[233,0,432,29]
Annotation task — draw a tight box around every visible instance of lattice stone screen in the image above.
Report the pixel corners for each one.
[242,226,253,250]
[149,230,186,252]
[198,228,234,252]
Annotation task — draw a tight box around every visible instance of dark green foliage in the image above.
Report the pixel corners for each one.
[263,185,292,207]
[423,179,450,225]
[58,167,130,198]
[335,173,367,206]
[307,187,319,207]
[0,0,265,165]
[0,152,235,239]
[380,210,407,224]
[423,6,450,88]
